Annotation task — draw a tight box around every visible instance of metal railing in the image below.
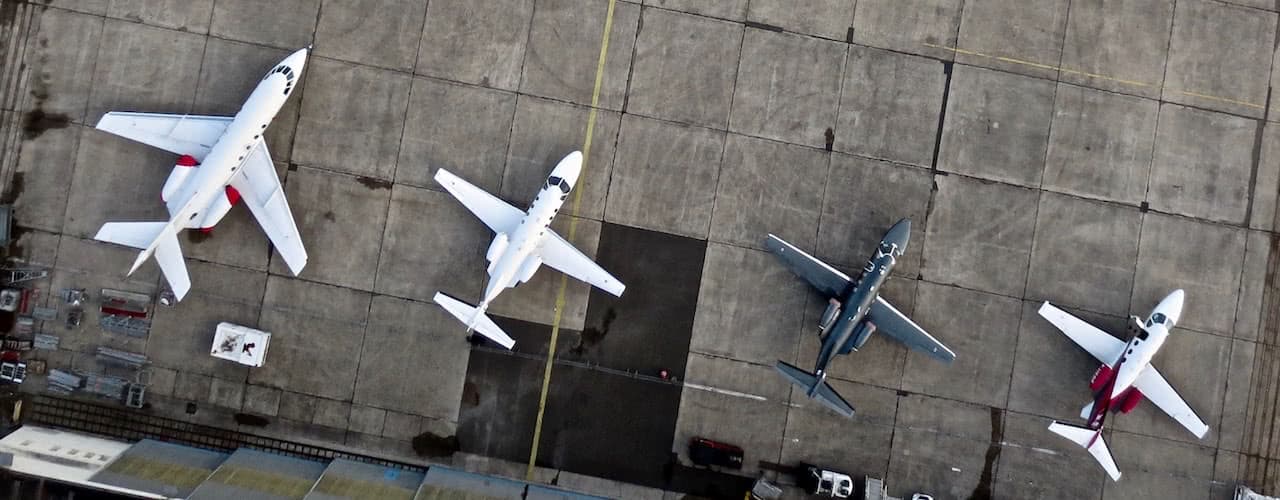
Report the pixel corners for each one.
[23,395,427,473]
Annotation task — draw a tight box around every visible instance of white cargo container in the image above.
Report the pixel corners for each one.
[211,322,270,367]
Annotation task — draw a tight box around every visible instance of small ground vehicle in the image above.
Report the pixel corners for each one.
[688,436,744,469]
[798,463,853,498]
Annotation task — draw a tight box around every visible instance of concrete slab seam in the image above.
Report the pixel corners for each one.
[526,0,619,480]
[496,0,542,199]
[699,18,749,247]
[387,0,434,187]
[924,42,1266,111]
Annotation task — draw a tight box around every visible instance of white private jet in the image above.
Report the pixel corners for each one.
[1039,289,1208,480]
[432,151,625,349]
[92,48,310,301]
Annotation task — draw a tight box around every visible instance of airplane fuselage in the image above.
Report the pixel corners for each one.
[1084,291,1181,428]
[811,219,910,384]
[478,157,581,311]
[165,48,307,233]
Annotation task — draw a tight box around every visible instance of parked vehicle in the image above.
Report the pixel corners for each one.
[798,463,853,498]
[688,436,744,469]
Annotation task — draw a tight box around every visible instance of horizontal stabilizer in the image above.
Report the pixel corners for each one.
[1049,421,1121,481]
[153,227,191,301]
[775,361,854,418]
[95,221,190,301]
[95,222,168,250]
[433,292,516,349]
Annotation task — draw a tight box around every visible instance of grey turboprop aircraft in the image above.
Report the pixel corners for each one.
[767,218,955,417]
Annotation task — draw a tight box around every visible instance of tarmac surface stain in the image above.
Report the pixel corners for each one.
[969,407,1004,500]
[6,224,29,258]
[185,230,213,245]
[22,109,71,140]
[0,172,24,205]
[571,307,615,356]
[0,2,16,28]
[412,431,460,458]
[356,176,392,190]
[233,413,270,427]
[461,381,480,408]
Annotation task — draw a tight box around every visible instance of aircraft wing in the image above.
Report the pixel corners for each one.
[538,231,625,297]
[869,296,955,363]
[96,112,231,161]
[1038,302,1126,367]
[1133,365,1210,438]
[229,141,308,275]
[434,168,523,234]
[763,234,851,298]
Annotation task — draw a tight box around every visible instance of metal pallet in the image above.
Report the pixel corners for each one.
[99,314,151,338]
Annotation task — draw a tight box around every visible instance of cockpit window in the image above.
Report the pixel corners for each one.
[546,176,571,193]
[1143,312,1169,331]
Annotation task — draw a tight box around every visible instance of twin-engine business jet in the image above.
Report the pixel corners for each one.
[767,219,955,418]
[1040,289,1208,480]
[92,48,310,301]
[432,151,625,349]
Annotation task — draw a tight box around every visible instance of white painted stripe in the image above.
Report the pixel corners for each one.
[684,383,769,402]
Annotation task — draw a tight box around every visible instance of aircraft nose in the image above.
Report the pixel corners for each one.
[884,218,911,251]
[284,47,310,73]
[1159,289,1185,325]
[552,150,584,186]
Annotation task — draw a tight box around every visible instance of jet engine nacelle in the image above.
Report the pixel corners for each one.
[818,299,841,333]
[486,233,509,273]
[1116,389,1144,414]
[838,321,876,355]
[516,256,541,284]
[195,186,241,231]
[162,155,199,202]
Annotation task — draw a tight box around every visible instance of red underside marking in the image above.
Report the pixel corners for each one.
[1088,361,1124,427]
[1089,365,1115,391]
[199,227,214,234]
[176,155,199,167]
[225,185,242,205]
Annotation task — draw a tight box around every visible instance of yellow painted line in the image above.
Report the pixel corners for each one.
[526,0,617,481]
[924,42,1152,88]
[923,42,1266,109]
[1178,89,1266,110]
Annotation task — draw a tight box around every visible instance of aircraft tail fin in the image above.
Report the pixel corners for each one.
[775,361,855,418]
[95,221,190,301]
[1049,421,1121,481]
[433,292,516,349]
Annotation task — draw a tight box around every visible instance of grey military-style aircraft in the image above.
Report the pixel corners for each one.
[767,218,955,417]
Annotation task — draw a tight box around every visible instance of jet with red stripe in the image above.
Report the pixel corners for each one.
[1040,290,1208,480]
[90,48,311,301]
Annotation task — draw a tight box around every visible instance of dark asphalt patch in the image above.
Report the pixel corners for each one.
[457,222,712,490]
[571,222,708,376]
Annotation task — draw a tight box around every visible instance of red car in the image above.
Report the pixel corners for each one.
[688,437,744,469]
